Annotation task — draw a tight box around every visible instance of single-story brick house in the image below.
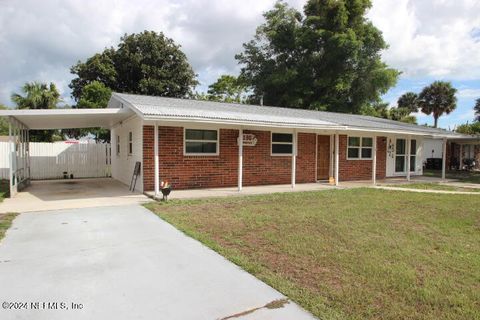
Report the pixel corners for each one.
[0,92,473,197]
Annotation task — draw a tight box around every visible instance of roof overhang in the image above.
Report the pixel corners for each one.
[0,108,134,129]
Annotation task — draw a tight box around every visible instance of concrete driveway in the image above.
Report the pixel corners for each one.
[0,205,315,320]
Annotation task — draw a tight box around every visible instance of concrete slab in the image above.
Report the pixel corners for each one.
[0,205,316,320]
[146,183,340,200]
[0,178,151,213]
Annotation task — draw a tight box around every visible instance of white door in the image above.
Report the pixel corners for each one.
[394,138,417,175]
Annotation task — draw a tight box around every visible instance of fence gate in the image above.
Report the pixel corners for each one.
[0,142,111,181]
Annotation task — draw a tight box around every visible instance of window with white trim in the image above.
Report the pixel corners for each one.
[184,129,218,155]
[116,135,120,156]
[271,133,293,155]
[347,136,373,159]
[128,132,133,155]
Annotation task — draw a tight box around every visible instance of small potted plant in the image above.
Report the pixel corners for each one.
[160,180,172,201]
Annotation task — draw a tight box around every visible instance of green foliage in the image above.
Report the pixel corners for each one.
[206,75,247,103]
[397,92,418,113]
[0,105,9,136]
[11,82,61,109]
[236,0,399,113]
[11,82,63,142]
[359,101,417,124]
[418,81,457,128]
[456,121,480,135]
[474,98,480,122]
[76,81,112,108]
[70,31,197,100]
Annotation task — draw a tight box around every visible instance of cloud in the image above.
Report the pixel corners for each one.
[457,88,480,99]
[368,0,480,80]
[0,0,304,106]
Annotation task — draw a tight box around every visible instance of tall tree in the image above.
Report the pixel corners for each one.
[11,82,61,109]
[397,92,419,113]
[474,98,480,122]
[70,31,198,100]
[207,75,247,103]
[418,81,457,128]
[11,82,62,142]
[236,0,399,113]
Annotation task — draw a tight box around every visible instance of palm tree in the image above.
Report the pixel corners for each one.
[397,92,419,113]
[474,98,480,122]
[11,82,61,109]
[418,81,457,128]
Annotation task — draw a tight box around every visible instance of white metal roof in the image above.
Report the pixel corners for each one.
[110,92,467,138]
[0,108,133,129]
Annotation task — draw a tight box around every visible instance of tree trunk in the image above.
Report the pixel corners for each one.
[434,116,438,128]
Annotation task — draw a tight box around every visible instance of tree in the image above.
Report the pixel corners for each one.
[68,81,112,142]
[360,101,417,124]
[418,81,457,128]
[11,82,61,109]
[236,0,399,113]
[0,105,9,136]
[397,92,418,113]
[456,122,480,135]
[474,98,480,122]
[70,31,197,100]
[76,81,112,109]
[11,82,63,142]
[207,75,247,103]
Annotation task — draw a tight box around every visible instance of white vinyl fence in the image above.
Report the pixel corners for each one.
[0,142,111,180]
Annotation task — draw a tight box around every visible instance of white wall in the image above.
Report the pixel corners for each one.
[0,142,9,180]
[423,138,443,160]
[111,115,143,192]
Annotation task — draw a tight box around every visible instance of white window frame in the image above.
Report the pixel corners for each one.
[183,128,219,156]
[116,135,120,156]
[346,136,373,160]
[271,132,293,156]
[128,131,133,155]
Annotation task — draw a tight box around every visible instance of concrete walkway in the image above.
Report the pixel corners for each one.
[0,179,151,213]
[374,186,480,195]
[147,183,340,200]
[0,205,316,320]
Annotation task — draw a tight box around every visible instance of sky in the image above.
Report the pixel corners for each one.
[0,0,479,129]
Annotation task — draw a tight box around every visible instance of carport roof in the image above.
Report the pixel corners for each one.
[0,108,134,129]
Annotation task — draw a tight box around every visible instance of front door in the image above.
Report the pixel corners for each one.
[317,135,330,180]
[395,138,417,174]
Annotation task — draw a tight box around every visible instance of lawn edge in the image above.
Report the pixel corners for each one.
[0,212,19,242]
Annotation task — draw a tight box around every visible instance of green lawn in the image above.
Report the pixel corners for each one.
[388,182,480,193]
[146,189,480,320]
[0,213,17,242]
[424,169,480,184]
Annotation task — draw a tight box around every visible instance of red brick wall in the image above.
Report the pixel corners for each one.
[338,135,387,181]
[142,128,385,190]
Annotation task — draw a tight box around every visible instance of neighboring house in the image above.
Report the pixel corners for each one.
[447,138,480,170]
[0,92,473,197]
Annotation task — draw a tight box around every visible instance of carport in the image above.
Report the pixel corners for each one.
[0,107,134,197]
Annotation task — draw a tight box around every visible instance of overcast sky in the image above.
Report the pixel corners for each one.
[1,0,479,129]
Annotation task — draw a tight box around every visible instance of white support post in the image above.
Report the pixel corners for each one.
[8,120,13,197]
[442,138,447,180]
[291,130,297,188]
[314,133,318,182]
[372,136,377,185]
[154,123,160,197]
[334,133,339,186]
[238,128,243,191]
[406,137,411,181]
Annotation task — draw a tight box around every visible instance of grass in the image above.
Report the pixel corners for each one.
[146,189,480,320]
[424,169,480,184]
[387,182,480,193]
[0,213,18,242]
